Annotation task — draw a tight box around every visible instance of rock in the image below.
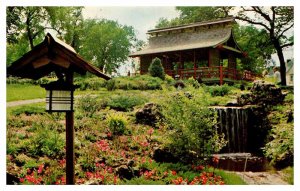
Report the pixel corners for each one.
[287,110,293,123]
[115,165,134,180]
[240,84,245,91]
[237,80,285,106]
[135,103,162,127]
[127,159,135,167]
[7,173,19,185]
[85,179,103,185]
[184,92,193,99]
[152,147,178,163]
[174,80,185,89]
[226,99,239,106]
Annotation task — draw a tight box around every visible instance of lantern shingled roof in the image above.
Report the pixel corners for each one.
[7,33,111,80]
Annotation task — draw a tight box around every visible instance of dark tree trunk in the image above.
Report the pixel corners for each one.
[274,40,287,86]
[26,15,34,50]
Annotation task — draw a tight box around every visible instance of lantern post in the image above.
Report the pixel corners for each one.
[65,71,75,184]
[41,72,77,184]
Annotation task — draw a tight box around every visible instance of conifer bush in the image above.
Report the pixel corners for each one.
[148,57,165,80]
[106,113,128,135]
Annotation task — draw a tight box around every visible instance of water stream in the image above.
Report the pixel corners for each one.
[213,106,269,171]
[215,106,250,153]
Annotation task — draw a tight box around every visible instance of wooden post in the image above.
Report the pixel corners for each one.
[179,52,183,78]
[193,50,196,79]
[208,49,211,78]
[66,72,75,185]
[220,65,223,85]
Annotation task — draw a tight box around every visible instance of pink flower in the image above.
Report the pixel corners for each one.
[86,171,93,179]
[196,165,204,171]
[59,159,66,166]
[38,164,44,174]
[114,176,118,184]
[171,170,177,175]
[140,141,149,147]
[212,156,219,164]
[147,128,154,135]
[19,178,24,183]
[107,167,113,173]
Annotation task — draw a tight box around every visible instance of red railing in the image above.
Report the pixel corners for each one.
[165,66,255,84]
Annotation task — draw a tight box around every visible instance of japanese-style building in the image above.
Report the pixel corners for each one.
[130,17,255,84]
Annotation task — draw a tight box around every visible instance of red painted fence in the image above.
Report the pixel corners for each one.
[165,66,256,84]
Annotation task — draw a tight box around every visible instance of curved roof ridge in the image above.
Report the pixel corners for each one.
[130,26,233,56]
[147,17,235,34]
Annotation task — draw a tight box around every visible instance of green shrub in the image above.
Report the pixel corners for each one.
[263,123,294,167]
[6,76,34,84]
[122,177,165,185]
[282,166,294,184]
[148,57,165,80]
[76,95,101,117]
[107,95,147,111]
[159,91,226,160]
[165,74,175,85]
[28,125,64,157]
[112,75,162,90]
[106,79,116,91]
[74,77,106,90]
[186,77,200,88]
[206,84,232,96]
[10,105,45,116]
[7,143,20,155]
[106,113,128,135]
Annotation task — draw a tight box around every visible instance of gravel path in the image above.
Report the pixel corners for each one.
[7,98,45,107]
[234,171,289,185]
[7,95,86,108]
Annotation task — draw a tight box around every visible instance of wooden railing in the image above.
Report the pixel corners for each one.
[165,66,255,84]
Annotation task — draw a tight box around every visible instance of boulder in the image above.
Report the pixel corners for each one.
[135,103,162,127]
[115,165,134,180]
[152,147,178,163]
[237,80,285,106]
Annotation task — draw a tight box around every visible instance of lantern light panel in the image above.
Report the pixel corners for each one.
[46,90,74,112]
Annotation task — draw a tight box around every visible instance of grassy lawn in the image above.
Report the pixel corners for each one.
[7,84,46,102]
[7,84,101,102]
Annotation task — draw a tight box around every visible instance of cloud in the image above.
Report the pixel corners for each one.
[83,6,179,41]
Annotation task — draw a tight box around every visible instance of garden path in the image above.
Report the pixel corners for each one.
[7,98,45,107]
[7,95,84,108]
[234,171,289,185]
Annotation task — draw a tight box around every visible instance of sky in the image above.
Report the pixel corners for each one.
[82,7,179,41]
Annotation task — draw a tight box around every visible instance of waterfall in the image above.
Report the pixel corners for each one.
[215,107,249,153]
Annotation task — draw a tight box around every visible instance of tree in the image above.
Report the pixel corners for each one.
[79,19,136,74]
[234,25,275,73]
[46,7,84,51]
[236,6,294,86]
[176,6,232,23]
[148,58,165,80]
[6,6,84,66]
[155,6,232,28]
[6,7,23,44]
